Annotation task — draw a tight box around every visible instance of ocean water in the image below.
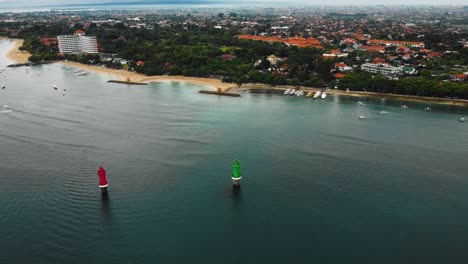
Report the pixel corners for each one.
[1,39,468,263]
[0,2,239,13]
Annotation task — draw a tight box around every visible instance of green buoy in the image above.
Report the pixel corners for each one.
[232,160,241,188]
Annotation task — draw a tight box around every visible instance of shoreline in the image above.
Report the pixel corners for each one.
[2,37,468,106]
[60,61,236,92]
[2,38,30,63]
[239,84,468,106]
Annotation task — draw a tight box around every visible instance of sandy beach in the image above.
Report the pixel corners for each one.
[61,61,236,92]
[3,38,30,63]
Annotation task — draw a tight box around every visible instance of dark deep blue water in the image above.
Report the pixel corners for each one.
[1,39,468,263]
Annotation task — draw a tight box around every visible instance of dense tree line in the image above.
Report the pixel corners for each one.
[4,21,468,98]
[340,70,468,99]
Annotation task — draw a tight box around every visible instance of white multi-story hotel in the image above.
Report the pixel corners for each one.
[57,30,98,54]
[361,63,402,75]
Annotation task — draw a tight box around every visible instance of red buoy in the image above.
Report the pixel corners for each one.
[97,166,108,194]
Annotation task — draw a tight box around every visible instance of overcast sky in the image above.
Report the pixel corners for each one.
[0,0,465,7]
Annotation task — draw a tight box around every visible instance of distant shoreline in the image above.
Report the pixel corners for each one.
[3,37,468,106]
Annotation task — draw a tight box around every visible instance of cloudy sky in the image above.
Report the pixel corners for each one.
[0,0,465,7]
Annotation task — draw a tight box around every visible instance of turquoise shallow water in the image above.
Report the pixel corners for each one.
[1,40,468,263]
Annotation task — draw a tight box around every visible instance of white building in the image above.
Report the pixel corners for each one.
[58,30,98,54]
[361,63,402,75]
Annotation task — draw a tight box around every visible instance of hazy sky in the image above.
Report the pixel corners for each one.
[0,0,465,7]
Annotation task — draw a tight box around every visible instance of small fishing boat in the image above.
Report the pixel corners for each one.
[289,89,296,96]
[53,84,58,90]
[425,107,431,111]
[460,117,465,123]
[401,105,408,109]
[359,115,368,119]
[379,111,389,115]
[313,91,321,99]
[1,84,5,89]
[283,89,291,95]
[306,91,313,98]
[357,101,364,106]
[77,71,90,76]
[320,92,327,99]
[295,90,304,96]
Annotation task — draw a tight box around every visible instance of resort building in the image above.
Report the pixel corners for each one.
[57,30,98,54]
[361,63,402,75]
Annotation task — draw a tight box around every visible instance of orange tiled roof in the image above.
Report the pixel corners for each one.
[333,73,345,79]
[373,57,385,64]
[366,46,386,53]
[237,35,323,49]
[368,39,424,46]
[40,38,58,46]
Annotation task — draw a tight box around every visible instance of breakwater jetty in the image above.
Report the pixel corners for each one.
[108,80,148,85]
[7,61,55,67]
[199,89,240,97]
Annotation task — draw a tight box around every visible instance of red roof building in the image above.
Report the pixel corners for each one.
[334,62,347,68]
[219,54,236,60]
[333,73,346,79]
[372,58,385,64]
[236,35,323,49]
[40,38,58,46]
[136,60,145,66]
[368,39,425,48]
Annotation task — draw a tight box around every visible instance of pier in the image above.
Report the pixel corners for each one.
[6,61,56,67]
[199,89,241,97]
[108,80,148,85]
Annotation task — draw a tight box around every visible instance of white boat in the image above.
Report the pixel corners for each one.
[357,101,364,106]
[289,89,296,96]
[320,92,327,99]
[283,89,291,95]
[358,115,368,119]
[425,107,431,111]
[77,71,90,76]
[379,111,389,115]
[3,105,8,108]
[313,91,321,99]
[1,84,5,89]
[401,105,408,109]
[295,90,304,96]
[53,84,58,90]
[459,117,465,122]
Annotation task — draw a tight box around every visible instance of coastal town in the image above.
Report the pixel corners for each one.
[2,3,468,264]
[1,5,467,99]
